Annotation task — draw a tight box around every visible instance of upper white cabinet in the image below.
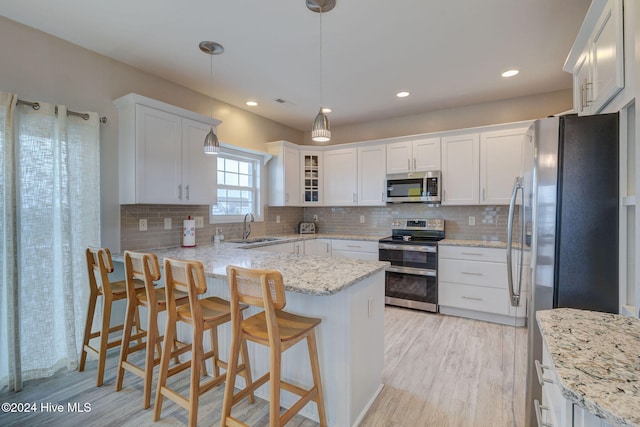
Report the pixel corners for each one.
[323,148,358,206]
[386,137,441,173]
[479,128,526,205]
[441,133,480,205]
[114,94,219,205]
[358,144,386,206]
[267,141,301,207]
[301,151,323,206]
[565,0,624,115]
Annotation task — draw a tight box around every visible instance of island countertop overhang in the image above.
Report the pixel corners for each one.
[114,242,389,296]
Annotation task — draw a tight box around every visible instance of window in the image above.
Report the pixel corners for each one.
[211,148,262,222]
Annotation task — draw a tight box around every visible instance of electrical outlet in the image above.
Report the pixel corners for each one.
[139,218,147,231]
[360,215,365,224]
[276,215,281,224]
[164,218,172,230]
[194,216,204,228]
[313,214,318,222]
[468,216,476,226]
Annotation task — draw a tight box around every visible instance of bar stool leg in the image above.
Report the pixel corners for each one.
[142,306,158,409]
[240,339,255,404]
[79,290,98,372]
[188,325,203,427]
[153,314,175,422]
[96,295,113,387]
[269,347,282,427]
[115,295,138,392]
[220,328,241,426]
[308,329,327,427]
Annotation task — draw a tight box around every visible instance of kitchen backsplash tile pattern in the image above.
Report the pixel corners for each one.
[121,203,516,251]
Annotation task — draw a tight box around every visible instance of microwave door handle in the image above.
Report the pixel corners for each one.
[506,177,523,307]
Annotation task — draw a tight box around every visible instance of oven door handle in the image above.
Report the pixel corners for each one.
[386,266,436,277]
[378,243,436,253]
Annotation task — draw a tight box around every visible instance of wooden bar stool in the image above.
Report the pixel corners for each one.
[154,257,254,427]
[115,251,190,409]
[221,266,327,427]
[79,247,144,387]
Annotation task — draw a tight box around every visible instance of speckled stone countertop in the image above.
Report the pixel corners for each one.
[439,239,509,249]
[116,242,388,296]
[537,308,640,426]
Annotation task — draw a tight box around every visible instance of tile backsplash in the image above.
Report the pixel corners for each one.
[121,203,516,251]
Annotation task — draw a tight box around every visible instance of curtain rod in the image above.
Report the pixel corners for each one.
[16,99,108,124]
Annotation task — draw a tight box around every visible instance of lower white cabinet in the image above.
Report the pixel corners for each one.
[258,241,303,255]
[438,246,528,325]
[328,239,379,261]
[539,342,612,427]
[304,238,332,257]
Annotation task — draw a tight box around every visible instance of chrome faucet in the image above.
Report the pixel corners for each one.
[243,213,255,241]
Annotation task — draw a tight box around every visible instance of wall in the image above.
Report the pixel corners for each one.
[0,16,303,252]
[303,89,572,145]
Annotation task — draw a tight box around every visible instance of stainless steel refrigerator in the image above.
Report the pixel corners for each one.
[506,113,619,427]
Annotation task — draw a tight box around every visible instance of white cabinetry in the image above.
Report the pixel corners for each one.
[115,94,219,205]
[441,133,480,205]
[565,0,624,116]
[267,141,301,207]
[538,342,613,427]
[258,241,304,255]
[438,246,528,326]
[305,238,332,257]
[331,240,379,261]
[386,137,441,174]
[479,128,526,205]
[323,148,358,206]
[358,144,386,206]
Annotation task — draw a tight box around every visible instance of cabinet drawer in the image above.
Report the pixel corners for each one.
[439,258,507,289]
[439,245,505,262]
[439,282,511,315]
[331,239,378,253]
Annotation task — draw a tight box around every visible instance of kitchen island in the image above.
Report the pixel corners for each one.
[537,308,640,427]
[117,242,388,427]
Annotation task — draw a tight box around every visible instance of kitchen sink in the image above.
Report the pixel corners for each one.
[227,237,283,244]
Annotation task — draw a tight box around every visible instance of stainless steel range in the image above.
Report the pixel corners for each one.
[378,218,445,312]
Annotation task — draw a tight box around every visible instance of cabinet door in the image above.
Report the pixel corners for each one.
[305,239,332,257]
[284,147,302,206]
[323,148,358,206]
[181,118,217,205]
[480,129,525,205]
[135,105,182,204]
[386,141,412,174]
[413,137,441,171]
[590,0,623,113]
[358,144,386,206]
[301,151,322,206]
[441,133,479,205]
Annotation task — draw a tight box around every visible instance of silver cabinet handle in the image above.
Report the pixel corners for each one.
[585,81,593,105]
[178,184,183,200]
[482,188,486,201]
[407,158,411,171]
[285,192,289,203]
[534,400,553,427]
[462,272,483,276]
[462,296,483,301]
[353,193,357,203]
[461,252,483,256]
[413,157,416,170]
[186,184,190,200]
[534,360,554,386]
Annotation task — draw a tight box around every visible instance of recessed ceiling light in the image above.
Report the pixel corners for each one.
[501,69,520,77]
[396,91,410,98]
[246,100,258,107]
[321,107,332,114]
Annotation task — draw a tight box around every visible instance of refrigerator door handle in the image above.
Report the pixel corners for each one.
[507,177,525,307]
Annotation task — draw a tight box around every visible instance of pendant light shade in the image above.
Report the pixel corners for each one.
[307,0,334,143]
[312,108,331,142]
[199,41,224,155]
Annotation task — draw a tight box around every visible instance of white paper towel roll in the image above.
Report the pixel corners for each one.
[183,219,196,247]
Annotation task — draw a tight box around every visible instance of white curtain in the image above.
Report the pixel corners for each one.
[0,92,101,391]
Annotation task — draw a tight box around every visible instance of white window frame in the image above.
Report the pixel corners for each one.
[210,146,264,224]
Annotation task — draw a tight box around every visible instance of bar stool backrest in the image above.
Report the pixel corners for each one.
[226,266,286,311]
[163,257,207,322]
[86,247,115,295]
[123,251,160,302]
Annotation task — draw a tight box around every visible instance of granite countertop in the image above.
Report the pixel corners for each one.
[117,243,388,297]
[439,239,509,249]
[537,308,640,427]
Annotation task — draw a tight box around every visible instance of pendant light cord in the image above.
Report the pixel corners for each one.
[319,7,324,108]
[209,53,214,120]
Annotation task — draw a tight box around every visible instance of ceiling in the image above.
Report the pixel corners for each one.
[0,0,592,132]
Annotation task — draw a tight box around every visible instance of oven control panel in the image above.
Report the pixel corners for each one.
[391,218,444,231]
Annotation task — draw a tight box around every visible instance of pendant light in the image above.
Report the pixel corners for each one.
[307,0,335,143]
[199,41,224,154]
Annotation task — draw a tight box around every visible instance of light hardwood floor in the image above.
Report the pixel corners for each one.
[0,307,527,426]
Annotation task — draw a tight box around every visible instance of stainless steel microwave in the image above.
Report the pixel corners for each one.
[386,171,441,203]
